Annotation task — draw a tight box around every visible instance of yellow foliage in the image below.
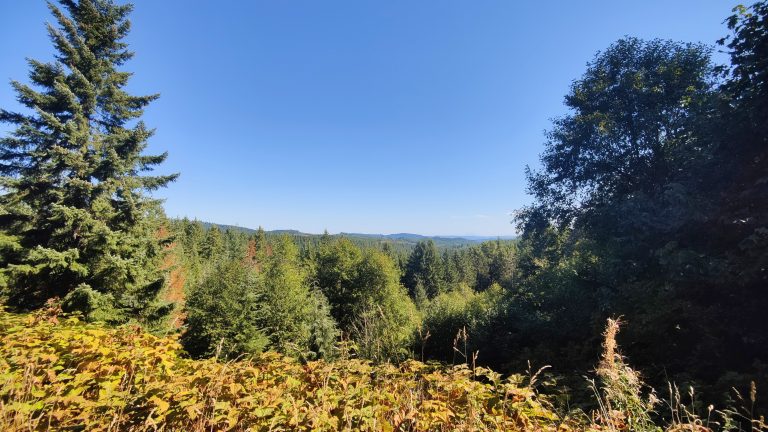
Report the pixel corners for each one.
[0,309,586,431]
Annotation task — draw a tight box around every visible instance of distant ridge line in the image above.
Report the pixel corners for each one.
[182,220,516,248]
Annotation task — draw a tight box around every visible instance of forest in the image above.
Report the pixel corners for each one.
[0,0,767,430]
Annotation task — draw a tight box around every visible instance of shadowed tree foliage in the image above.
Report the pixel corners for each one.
[512,37,720,374]
[0,0,177,323]
[507,7,768,404]
[521,37,717,228]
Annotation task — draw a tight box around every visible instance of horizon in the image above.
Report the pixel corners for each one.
[191,219,517,239]
[0,1,732,236]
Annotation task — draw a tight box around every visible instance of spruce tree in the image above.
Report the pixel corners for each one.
[0,0,177,322]
[201,226,224,260]
[404,240,444,299]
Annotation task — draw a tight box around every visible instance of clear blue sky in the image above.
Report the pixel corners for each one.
[0,1,733,236]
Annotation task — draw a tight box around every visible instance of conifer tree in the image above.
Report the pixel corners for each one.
[251,226,269,266]
[200,226,224,260]
[0,0,177,322]
[404,240,444,299]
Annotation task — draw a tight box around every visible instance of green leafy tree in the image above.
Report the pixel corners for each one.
[314,237,364,329]
[508,23,768,405]
[469,240,516,291]
[720,1,768,146]
[0,0,177,322]
[521,37,715,229]
[350,249,419,362]
[313,237,419,361]
[421,283,507,366]
[509,37,719,375]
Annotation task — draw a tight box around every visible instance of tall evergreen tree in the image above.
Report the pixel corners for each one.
[404,240,443,299]
[0,0,177,322]
[314,237,364,329]
[200,226,224,261]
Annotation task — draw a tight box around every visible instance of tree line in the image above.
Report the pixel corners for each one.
[168,219,516,364]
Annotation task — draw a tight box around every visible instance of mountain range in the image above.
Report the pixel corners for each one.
[195,222,515,249]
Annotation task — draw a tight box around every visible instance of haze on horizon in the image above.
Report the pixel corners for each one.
[0,1,731,236]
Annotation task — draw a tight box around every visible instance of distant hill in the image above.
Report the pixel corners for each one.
[191,221,514,250]
[443,235,517,241]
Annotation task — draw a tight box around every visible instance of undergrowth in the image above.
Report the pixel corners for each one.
[590,319,766,432]
[0,307,577,431]
[1,308,764,431]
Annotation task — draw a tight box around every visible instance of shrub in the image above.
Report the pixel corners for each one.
[421,283,507,365]
[0,309,575,431]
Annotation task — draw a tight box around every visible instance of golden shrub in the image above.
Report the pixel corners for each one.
[0,309,581,431]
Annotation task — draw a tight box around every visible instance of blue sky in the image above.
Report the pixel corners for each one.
[1,1,733,236]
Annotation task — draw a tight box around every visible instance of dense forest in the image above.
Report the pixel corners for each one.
[1,0,767,430]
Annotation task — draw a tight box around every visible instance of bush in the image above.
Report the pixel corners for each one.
[0,309,574,431]
[421,283,507,365]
